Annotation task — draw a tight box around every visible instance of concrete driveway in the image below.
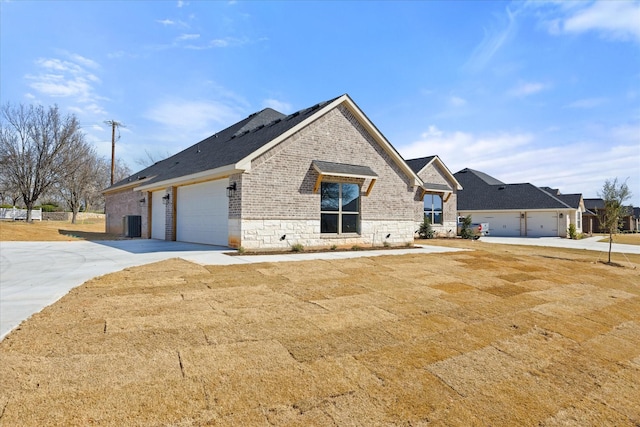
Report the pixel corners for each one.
[0,239,462,340]
[481,236,640,254]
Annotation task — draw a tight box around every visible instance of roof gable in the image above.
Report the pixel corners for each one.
[406,155,462,191]
[107,94,421,193]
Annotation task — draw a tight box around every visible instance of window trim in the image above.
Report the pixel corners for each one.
[320,182,361,235]
[423,193,443,225]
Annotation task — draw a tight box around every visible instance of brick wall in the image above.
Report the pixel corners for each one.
[104,189,149,237]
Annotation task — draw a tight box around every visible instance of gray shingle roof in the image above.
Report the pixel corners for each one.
[454,168,577,210]
[405,156,435,174]
[109,97,341,190]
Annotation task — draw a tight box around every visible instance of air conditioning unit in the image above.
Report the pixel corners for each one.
[123,215,142,238]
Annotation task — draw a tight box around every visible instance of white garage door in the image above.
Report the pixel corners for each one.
[472,212,521,237]
[151,190,166,240]
[177,180,228,246]
[527,212,558,237]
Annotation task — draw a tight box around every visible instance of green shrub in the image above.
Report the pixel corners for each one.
[568,223,577,239]
[418,217,434,239]
[351,245,362,251]
[291,243,304,252]
[460,215,474,239]
[330,244,338,251]
[237,246,245,254]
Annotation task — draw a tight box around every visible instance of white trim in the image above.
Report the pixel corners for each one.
[134,164,243,192]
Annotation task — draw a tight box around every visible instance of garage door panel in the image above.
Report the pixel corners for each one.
[177,180,228,246]
[527,213,558,237]
[151,190,166,240]
[473,213,521,237]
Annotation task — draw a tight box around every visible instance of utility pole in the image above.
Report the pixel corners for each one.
[104,120,124,185]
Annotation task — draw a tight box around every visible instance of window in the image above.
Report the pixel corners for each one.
[577,211,581,228]
[424,194,443,225]
[321,182,360,233]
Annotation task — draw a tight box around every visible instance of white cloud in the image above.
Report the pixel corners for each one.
[562,1,640,43]
[508,81,549,97]
[533,0,640,44]
[565,97,607,109]
[262,99,292,113]
[144,99,244,140]
[157,19,175,26]
[464,5,519,72]
[24,53,109,122]
[177,33,200,41]
[398,124,640,205]
[449,96,467,107]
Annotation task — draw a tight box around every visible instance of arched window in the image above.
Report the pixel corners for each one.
[424,194,443,225]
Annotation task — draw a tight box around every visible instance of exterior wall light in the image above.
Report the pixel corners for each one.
[138,197,146,207]
[162,193,171,205]
[226,182,237,198]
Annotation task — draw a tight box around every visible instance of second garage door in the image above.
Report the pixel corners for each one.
[526,212,558,237]
[176,180,229,246]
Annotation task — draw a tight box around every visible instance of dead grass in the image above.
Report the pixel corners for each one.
[596,233,640,246]
[0,219,121,241]
[1,241,639,426]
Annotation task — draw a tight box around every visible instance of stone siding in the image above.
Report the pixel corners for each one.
[240,219,415,250]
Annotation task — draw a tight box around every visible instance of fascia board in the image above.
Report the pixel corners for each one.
[134,164,243,192]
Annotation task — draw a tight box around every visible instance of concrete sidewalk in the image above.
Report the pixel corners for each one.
[0,239,463,340]
[480,236,640,254]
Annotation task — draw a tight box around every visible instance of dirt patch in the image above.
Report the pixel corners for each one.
[1,244,639,426]
[0,219,120,241]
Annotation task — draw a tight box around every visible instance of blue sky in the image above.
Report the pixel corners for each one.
[2,0,639,205]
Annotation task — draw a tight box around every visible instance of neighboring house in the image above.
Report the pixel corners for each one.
[405,156,462,237]
[583,198,639,234]
[104,94,433,250]
[454,168,585,237]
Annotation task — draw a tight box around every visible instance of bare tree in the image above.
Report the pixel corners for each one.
[598,177,632,264]
[56,143,98,223]
[0,103,86,221]
[83,156,131,213]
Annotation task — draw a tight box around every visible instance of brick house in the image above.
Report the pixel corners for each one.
[104,94,447,250]
[405,156,462,237]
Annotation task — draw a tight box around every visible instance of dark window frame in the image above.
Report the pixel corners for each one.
[320,182,361,234]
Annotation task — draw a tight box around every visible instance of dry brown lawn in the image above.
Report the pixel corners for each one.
[596,233,640,246]
[0,219,120,241]
[1,240,639,426]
